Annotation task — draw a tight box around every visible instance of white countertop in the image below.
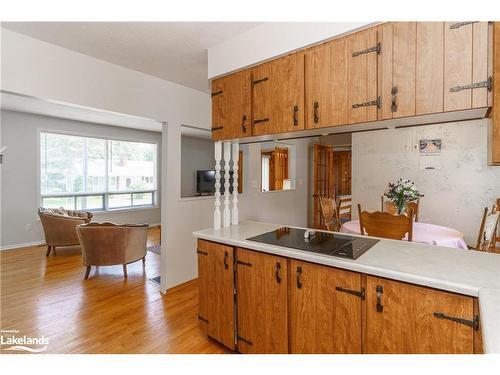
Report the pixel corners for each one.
[193,221,500,354]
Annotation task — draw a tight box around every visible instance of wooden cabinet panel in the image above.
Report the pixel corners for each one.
[211,70,251,141]
[472,22,492,109]
[346,28,378,124]
[197,239,235,350]
[492,22,500,165]
[305,43,333,128]
[305,39,347,129]
[365,276,475,354]
[392,22,416,118]
[236,248,288,353]
[378,22,416,120]
[252,53,304,136]
[444,22,473,111]
[290,260,362,353]
[416,22,444,115]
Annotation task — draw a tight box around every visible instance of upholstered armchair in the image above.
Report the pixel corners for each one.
[76,222,149,279]
[38,207,93,256]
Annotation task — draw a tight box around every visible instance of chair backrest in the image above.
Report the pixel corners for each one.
[76,222,149,266]
[38,207,91,246]
[381,196,420,222]
[496,199,500,249]
[475,206,500,252]
[338,196,352,222]
[318,196,340,232]
[358,204,413,241]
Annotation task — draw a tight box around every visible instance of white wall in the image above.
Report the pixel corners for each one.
[208,22,372,78]
[352,119,500,245]
[1,28,211,292]
[0,110,162,249]
[181,136,214,197]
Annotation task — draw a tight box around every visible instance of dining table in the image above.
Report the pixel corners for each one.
[340,220,468,250]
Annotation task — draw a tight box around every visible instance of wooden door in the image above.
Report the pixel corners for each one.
[312,144,335,229]
[211,70,251,141]
[365,276,475,354]
[236,248,288,353]
[290,260,362,353]
[416,22,445,115]
[252,53,304,136]
[333,151,352,196]
[444,21,491,111]
[346,28,378,124]
[378,22,416,120]
[197,239,235,350]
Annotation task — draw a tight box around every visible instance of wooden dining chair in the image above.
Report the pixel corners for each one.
[318,195,341,232]
[358,204,414,241]
[381,196,420,222]
[495,199,500,252]
[337,196,352,224]
[474,205,500,252]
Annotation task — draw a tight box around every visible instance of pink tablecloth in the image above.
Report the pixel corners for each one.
[340,220,468,250]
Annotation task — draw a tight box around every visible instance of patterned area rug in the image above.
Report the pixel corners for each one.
[147,244,161,255]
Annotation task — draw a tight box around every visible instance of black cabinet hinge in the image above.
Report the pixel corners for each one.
[197,249,208,255]
[211,126,223,131]
[450,76,492,93]
[335,286,365,300]
[252,77,269,85]
[211,90,223,97]
[236,260,252,267]
[433,312,479,330]
[253,118,269,125]
[352,42,381,57]
[449,21,478,29]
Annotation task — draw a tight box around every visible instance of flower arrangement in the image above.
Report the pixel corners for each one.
[384,178,423,215]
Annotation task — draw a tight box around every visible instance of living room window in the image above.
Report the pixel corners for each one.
[40,131,157,211]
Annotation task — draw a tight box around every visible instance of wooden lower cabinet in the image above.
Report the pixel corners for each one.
[197,241,481,354]
[197,239,235,350]
[235,248,288,353]
[290,260,362,353]
[365,275,476,354]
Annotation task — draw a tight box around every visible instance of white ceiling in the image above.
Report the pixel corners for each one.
[1,22,263,92]
[1,91,213,139]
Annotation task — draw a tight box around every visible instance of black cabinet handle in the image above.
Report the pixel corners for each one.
[253,118,269,125]
[211,126,223,131]
[391,86,398,113]
[296,266,303,289]
[293,105,299,126]
[223,251,229,270]
[211,90,223,97]
[197,249,208,256]
[275,262,282,284]
[313,101,319,124]
[376,285,384,312]
[241,114,247,133]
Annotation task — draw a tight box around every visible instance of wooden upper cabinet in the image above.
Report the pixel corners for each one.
[211,69,251,141]
[378,22,416,120]
[365,276,476,354]
[305,39,348,129]
[236,248,288,353]
[416,22,445,115]
[251,53,304,136]
[444,22,492,112]
[197,239,235,350]
[346,28,379,124]
[290,260,362,354]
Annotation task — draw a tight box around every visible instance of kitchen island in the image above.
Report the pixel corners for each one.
[193,221,500,354]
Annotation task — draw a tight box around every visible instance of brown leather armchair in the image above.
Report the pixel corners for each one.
[38,207,93,256]
[76,222,149,279]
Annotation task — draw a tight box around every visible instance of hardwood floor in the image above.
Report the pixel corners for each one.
[0,227,231,354]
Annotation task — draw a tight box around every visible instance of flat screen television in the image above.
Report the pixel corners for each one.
[196,170,234,195]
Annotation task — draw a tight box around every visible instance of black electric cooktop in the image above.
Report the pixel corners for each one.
[246,227,378,260]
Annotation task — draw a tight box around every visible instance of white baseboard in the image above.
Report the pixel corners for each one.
[0,240,46,251]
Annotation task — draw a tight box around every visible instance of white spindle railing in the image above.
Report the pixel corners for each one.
[223,141,231,227]
[213,141,222,230]
[231,142,239,225]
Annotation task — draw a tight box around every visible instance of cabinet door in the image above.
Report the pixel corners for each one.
[305,39,348,129]
[252,53,304,136]
[290,260,362,353]
[211,70,251,141]
[365,276,475,354]
[444,21,491,111]
[346,28,378,124]
[378,22,416,120]
[236,248,288,353]
[197,239,235,350]
[416,22,445,115]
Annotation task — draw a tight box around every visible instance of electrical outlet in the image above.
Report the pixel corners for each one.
[25,224,32,231]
